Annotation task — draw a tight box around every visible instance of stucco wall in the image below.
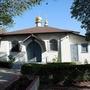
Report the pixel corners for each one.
[69,34,90,64]
[1,33,89,64]
[38,33,65,63]
[61,35,71,62]
[0,35,28,62]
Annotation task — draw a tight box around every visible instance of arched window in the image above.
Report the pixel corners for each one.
[50,39,58,51]
[11,40,21,52]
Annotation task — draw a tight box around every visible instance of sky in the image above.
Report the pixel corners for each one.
[9,0,86,35]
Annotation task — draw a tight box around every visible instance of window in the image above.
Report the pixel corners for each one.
[11,40,21,52]
[50,39,58,51]
[81,43,88,53]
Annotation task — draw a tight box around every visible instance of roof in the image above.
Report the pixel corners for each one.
[5,26,78,35]
[22,34,46,52]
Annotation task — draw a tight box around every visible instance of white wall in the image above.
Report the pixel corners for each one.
[0,41,10,55]
[0,35,28,62]
[1,33,89,64]
[61,35,71,62]
[69,34,90,64]
[0,33,72,63]
[38,33,65,63]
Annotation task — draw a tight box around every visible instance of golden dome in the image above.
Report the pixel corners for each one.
[35,16,42,23]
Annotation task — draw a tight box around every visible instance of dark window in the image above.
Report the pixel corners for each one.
[81,43,88,53]
[50,39,58,51]
[11,40,21,52]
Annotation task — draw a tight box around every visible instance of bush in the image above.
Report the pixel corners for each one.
[8,55,15,63]
[21,63,90,86]
[0,60,13,68]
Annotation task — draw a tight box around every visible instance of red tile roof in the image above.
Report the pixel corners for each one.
[6,26,77,35]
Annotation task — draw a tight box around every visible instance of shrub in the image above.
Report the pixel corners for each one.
[21,63,90,86]
[8,55,15,63]
[0,60,13,68]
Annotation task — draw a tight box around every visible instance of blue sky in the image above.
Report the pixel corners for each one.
[9,0,86,35]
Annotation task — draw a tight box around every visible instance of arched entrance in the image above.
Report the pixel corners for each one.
[27,41,42,62]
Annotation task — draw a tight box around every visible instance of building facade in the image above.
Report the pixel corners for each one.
[0,17,90,64]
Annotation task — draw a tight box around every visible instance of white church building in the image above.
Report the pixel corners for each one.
[0,17,90,64]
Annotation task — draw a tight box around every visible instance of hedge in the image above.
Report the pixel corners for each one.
[21,63,90,86]
[0,61,13,68]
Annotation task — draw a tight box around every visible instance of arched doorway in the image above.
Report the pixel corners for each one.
[27,41,42,62]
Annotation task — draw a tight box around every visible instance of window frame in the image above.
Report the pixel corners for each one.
[50,39,58,51]
[81,43,88,53]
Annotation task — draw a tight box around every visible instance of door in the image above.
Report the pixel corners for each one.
[70,44,78,61]
[27,41,42,62]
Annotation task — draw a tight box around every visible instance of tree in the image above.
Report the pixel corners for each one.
[0,0,43,26]
[71,0,90,40]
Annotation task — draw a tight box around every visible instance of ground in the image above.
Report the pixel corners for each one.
[39,84,90,90]
[39,80,90,90]
[0,68,20,90]
[0,67,90,90]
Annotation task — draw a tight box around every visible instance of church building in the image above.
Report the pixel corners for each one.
[0,17,90,64]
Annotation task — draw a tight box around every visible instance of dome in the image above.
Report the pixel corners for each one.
[35,16,42,23]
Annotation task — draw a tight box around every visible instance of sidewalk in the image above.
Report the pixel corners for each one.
[0,68,20,90]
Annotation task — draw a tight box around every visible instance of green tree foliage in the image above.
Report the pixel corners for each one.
[71,0,90,40]
[71,0,90,31]
[0,0,43,26]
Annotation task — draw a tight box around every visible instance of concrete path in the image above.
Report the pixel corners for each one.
[0,68,20,90]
